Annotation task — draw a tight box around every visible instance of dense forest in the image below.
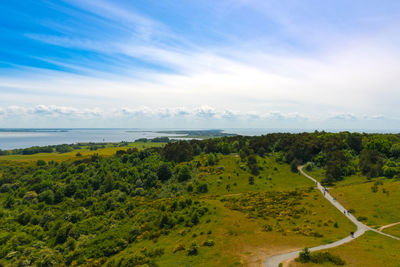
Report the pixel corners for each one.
[1,131,400,266]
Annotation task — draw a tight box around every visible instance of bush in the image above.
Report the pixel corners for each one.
[310,252,345,265]
[38,190,54,204]
[202,240,214,246]
[36,160,46,166]
[262,224,273,232]
[187,242,198,256]
[290,160,299,173]
[248,176,254,185]
[297,249,345,265]
[357,216,368,222]
[196,183,208,193]
[298,247,311,262]
[178,165,192,182]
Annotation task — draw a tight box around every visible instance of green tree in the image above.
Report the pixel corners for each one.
[359,149,384,178]
[39,190,54,204]
[178,165,192,182]
[157,163,172,182]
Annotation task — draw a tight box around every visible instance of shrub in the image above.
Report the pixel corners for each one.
[38,190,54,204]
[248,176,254,185]
[262,224,273,232]
[357,216,368,222]
[178,165,192,182]
[298,247,311,263]
[290,160,299,173]
[202,240,214,246]
[310,252,345,265]
[196,183,208,193]
[36,160,46,166]
[187,183,194,192]
[187,242,198,256]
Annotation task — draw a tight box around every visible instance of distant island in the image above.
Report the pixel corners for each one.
[155,129,237,138]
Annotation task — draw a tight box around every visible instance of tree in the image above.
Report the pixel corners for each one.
[157,163,172,182]
[104,172,114,192]
[390,143,400,158]
[178,165,192,182]
[206,153,216,166]
[162,141,194,162]
[39,190,54,204]
[290,160,298,173]
[359,149,384,178]
[364,136,391,156]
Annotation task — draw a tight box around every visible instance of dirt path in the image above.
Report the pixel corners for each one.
[265,166,399,267]
[378,222,400,232]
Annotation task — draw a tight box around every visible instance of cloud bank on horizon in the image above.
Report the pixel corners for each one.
[1,0,400,129]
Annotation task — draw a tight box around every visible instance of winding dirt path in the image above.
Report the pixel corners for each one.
[264,166,399,267]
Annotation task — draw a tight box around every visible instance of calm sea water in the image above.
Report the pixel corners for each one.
[0,129,187,150]
[0,128,301,150]
[0,128,395,150]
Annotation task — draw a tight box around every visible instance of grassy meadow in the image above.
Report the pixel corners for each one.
[303,168,400,227]
[0,150,356,267]
[288,231,400,267]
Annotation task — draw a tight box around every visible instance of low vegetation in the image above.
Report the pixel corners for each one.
[1,131,400,266]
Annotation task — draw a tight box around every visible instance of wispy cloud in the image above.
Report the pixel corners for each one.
[1,0,400,129]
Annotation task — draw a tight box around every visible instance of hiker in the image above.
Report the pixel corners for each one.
[351,232,354,238]
[344,210,346,215]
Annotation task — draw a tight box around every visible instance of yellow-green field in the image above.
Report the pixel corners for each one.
[303,168,400,227]
[195,155,314,195]
[103,155,356,267]
[108,195,354,267]
[0,142,165,163]
[330,178,400,226]
[288,231,400,267]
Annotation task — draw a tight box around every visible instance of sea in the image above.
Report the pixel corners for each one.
[0,128,397,150]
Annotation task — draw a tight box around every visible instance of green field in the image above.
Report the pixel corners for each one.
[303,168,400,227]
[288,231,400,267]
[2,131,400,266]
[0,152,356,267]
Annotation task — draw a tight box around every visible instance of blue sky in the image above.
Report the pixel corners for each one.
[1,0,400,129]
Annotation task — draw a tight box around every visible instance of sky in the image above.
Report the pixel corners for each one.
[1,0,400,130]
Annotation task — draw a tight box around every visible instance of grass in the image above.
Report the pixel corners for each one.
[196,155,314,196]
[303,167,400,227]
[105,155,356,266]
[0,153,361,266]
[330,178,400,226]
[288,231,400,267]
[0,142,165,162]
[106,193,355,267]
